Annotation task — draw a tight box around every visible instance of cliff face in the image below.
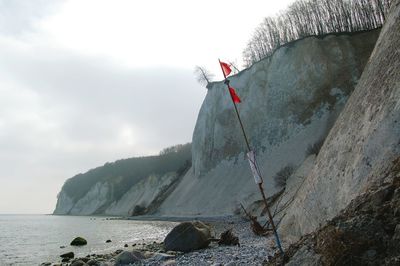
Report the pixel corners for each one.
[54,173,182,216]
[104,173,178,216]
[156,29,380,216]
[53,144,191,215]
[53,191,74,215]
[54,181,112,215]
[53,29,384,218]
[276,0,400,242]
[192,30,379,177]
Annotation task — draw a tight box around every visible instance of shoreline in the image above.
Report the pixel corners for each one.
[51,214,239,223]
[114,214,240,223]
[42,216,279,266]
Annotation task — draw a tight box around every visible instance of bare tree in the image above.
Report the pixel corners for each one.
[194,66,214,86]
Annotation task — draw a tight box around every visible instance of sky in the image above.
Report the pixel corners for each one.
[0,0,295,214]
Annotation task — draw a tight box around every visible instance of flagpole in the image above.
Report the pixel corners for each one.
[218,59,284,255]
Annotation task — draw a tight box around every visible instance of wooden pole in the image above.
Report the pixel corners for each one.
[218,59,284,255]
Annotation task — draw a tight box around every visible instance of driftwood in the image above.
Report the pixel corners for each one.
[240,203,272,236]
[218,228,240,247]
[238,177,308,238]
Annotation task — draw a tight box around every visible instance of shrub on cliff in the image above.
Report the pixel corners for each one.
[274,165,295,188]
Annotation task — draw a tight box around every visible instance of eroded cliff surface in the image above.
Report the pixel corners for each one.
[276,0,399,242]
[156,30,380,216]
[53,144,191,215]
[53,29,385,218]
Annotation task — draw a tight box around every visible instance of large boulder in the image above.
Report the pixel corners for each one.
[70,237,87,246]
[164,221,211,252]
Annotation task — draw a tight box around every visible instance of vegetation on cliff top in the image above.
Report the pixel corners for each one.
[60,143,192,203]
[243,0,391,66]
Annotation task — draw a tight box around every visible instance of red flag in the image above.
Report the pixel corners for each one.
[219,61,232,77]
[229,87,241,103]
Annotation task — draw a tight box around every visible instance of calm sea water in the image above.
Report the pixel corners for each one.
[0,215,177,265]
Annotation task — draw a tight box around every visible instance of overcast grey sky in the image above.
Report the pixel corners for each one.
[0,0,295,214]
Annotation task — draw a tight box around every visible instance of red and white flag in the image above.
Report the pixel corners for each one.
[219,61,232,77]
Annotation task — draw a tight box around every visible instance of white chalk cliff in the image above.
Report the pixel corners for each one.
[54,172,180,215]
[54,27,394,223]
[104,173,178,216]
[156,29,380,216]
[276,1,400,242]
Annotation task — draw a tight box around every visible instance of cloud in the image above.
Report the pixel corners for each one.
[0,0,63,36]
[0,35,205,213]
[1,44,205,144]
[0,0,296,213]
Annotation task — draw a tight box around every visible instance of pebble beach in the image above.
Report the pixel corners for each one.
[43,217,281,266]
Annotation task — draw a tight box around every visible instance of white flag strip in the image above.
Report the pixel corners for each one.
[246,150,263,184]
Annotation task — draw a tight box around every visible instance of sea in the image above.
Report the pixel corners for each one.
[0,214,177,265]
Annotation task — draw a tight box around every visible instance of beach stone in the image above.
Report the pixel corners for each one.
[71,260,88,266]
[70,237,87,246]
[40,263,51,266]
[80,257,90,263]
[124,244,128,247]
[61,258,70,263]
[166,251,176,255]
[114,251,141,265]
[164,221,211,252]
[87,259,99,266]
[131,250,145,260]
[143,251,155,258]
[106,239,112,243]
[60,251,74,259]
[99,263,113,266]
[162,259,176,266]
[153,253,175,261]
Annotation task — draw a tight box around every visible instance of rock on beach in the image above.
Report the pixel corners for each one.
[60,251,74,259]
[115,251,143,265]
[164,221,211,252]
[70,237,88,246]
